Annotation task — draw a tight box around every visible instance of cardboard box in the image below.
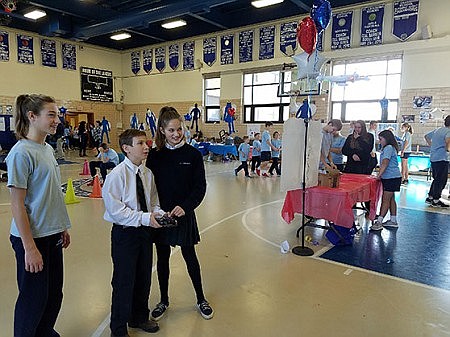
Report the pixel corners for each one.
[318,169,341,188]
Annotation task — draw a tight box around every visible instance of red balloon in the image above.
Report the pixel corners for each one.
[297,17,317,55]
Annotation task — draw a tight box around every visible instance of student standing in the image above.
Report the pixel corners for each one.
[424,115,450,208]
[371,130,402,231]
[342,120,374,174]
[146,106,213,321]
[6,94,71,337]
[234,135,251,177]
[102,129,163,337]
[329,129,346,172]
[320,119,343,171]
[268,131,282,176]
[400,122,413,184]
[251,132,262,176]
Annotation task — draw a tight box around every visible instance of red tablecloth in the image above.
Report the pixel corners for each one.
[281,174,382,228]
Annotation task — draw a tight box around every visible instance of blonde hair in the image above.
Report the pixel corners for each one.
[15,94,56,139]
[154,106,183,150]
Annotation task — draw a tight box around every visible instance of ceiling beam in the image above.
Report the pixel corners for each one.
[188,13,227,29]
[74,0,238,40]
[288,0,310,12]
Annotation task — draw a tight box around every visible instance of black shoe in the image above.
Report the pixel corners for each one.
[151,302,169,321]
[128,320,159,333]
[425,196,433,204]
[431,200,449,208]
[197,300,214,320]
[234,169,238,176]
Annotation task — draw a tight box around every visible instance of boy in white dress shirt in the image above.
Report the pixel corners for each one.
[102,129,164,337]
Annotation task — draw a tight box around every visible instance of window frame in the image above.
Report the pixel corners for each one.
[203,76,221,124]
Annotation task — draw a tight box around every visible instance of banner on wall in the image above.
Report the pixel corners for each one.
[183,41,195,71]
[131,51,140,74]
[239,30,253,63]
[169,44,179,70]
[80,67,113,102]
[155,46,166,72]
[280,22,297,56]
[331,11,353,50]
[143,49,152,73]
[259,25,275,60]
[62,43,76,70]
[203,37,216,66]
[17,35,34,64]
[392,0,419,41]
[221,34,234,65]
[361,5,384,46]
[41,39,57,67]
[0,31,9,61]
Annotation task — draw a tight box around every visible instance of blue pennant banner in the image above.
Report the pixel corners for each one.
[183,41,195,71]
[361,5,384,46]
[221,34,234,65]
[0,31,9,61]
[169,44,179,70]
[131,51,140,74]
[392,0,419,42]
[239,30,253,63]
[62,43,76,70]
[143,49,152,73]
[280,21,297,56]
[203,37,216,66]
[41,39,56,67]
[155,46,166,72]
[17,35,34,64]
[331,11,353,50]
[259,25,275,60]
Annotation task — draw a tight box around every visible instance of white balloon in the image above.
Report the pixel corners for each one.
[292,51,328,79]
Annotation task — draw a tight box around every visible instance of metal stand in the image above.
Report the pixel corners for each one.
[292,117,314,256]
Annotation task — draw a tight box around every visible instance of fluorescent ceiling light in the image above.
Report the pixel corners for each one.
[251,0,284,8]
[24,9,47,20]
[161,20,186,29]
[110,32,131,41]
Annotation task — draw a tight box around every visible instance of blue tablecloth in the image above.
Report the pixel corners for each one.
[209,144,237,156]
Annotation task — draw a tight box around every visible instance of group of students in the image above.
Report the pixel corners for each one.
[234,122,282,178]
[6,95,212,337]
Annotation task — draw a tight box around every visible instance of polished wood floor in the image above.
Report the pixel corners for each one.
[1,149,450,337]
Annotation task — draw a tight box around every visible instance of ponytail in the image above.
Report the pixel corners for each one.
[154,106,183,150]
[15,94,56,139]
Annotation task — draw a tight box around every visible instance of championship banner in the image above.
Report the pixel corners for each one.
[280,22,297,56]
[183,41,195,71]
[131,51,140,74]
[203,37,216,66]
[331,11,353,50]
[169,44,179,70]
[143,49,152,73]
[361,5,384,46]
[17,35,34,64]
[220,34,234,65]
[393,0,419,41]
[239,30,253,63]
[0,31,9,61]
[155,46,166,72]
[62,43,76,70]
[259,25,275,60]
[41,39,57,67]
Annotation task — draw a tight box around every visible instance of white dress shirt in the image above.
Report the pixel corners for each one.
[102,156,163,227]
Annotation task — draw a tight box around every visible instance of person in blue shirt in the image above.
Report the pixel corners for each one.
[234,136,251,177]
[261,122,277,177]
[424,115,450,208]
[251,133,262,176]
[370,130,402,231]
[329,129,346,172]
[88,142,119,184]
[268,131,282,176]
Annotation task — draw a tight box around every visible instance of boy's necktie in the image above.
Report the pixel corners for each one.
[136,171,148,212]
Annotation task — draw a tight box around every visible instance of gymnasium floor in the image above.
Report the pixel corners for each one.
[1,149,450,337]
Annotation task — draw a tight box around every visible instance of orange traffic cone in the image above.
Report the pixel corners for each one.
[89,176,102,198]
[80,160,89,175]
[64,178,80,204]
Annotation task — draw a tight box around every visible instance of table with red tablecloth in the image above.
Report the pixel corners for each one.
[281,174,382,228]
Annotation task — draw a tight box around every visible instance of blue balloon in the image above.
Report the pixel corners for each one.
[311,0,332,32]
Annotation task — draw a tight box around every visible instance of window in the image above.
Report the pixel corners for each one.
[330,56,402,122]
[204,77,221,123]
[243,70,290,123]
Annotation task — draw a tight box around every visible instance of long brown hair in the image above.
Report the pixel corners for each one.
[350,120,369,148]
[401,122,413,134]
[15,94,56,139]
[379,129,399,152]
[154,106,183,150]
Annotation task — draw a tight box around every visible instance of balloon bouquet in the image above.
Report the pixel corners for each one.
[292,0,332,119]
